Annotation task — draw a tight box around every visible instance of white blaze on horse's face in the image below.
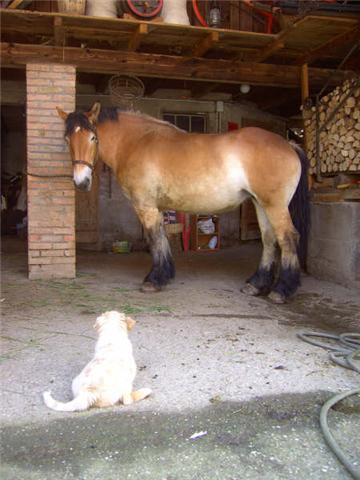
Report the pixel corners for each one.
[69,128,97,192]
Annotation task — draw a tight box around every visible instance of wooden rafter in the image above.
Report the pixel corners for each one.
[295,24,360,66]
[254,16,308,63]
[301,64,309,103]
[192,32,219,58]
[7,0,25,8]
[1,42,353,89]
[128,23,148,52]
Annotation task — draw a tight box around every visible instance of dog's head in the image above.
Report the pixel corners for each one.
[94,311,136,333]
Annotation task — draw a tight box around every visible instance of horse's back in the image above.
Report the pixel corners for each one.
[125,123,301,212]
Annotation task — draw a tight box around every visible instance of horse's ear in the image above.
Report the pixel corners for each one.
[87,102,101,124]
[56,107,68,121]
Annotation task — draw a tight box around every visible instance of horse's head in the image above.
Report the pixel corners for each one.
[57,103,101,191]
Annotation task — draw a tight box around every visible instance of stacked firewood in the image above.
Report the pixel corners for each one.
[303,78,360,175]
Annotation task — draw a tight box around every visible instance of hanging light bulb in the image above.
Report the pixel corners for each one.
[209,2,221,28]
[240,84,251,94]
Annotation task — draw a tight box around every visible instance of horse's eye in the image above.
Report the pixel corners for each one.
[91,135,96,142]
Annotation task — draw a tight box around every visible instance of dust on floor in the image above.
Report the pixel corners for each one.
[1,239,359,479]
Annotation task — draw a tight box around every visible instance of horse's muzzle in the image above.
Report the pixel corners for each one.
[73,164,92,191]
[74,176,91,191]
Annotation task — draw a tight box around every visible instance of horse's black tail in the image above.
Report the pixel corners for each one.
[289,143,310,272]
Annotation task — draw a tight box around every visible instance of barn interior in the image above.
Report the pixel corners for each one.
[1,1,360,479]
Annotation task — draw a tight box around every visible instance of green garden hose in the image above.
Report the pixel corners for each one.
[297,331,360,479]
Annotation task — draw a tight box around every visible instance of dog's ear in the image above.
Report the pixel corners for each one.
[125,316,136,331]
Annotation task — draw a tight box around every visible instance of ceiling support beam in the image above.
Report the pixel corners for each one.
[301,63,309,104]
[295,24,360,66]
[254,16,308,63]
[7,0,25,8]
[128,23,148,52]
[1,42,353,89]
[192,32,219,57]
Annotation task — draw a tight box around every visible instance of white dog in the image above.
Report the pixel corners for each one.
[43,311,151,412]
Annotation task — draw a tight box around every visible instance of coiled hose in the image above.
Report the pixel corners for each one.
[297,332,360,479]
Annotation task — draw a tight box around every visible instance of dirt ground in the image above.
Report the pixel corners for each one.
[1,237,359,479]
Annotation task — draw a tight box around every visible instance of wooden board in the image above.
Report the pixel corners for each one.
[1,9,358,64]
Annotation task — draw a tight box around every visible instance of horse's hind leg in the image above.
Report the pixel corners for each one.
[135,207,175,292]
[242,201,277,296]
[264,205,300,304]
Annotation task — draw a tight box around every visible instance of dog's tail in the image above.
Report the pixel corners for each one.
[43,390,96,412]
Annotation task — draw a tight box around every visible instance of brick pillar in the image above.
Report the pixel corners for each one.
[26,63,76,279]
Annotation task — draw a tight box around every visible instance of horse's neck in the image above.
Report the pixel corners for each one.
[96,115,144,172]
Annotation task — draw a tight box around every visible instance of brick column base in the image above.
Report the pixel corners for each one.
[26,63,76,279]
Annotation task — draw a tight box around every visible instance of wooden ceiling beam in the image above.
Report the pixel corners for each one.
[128,23,148,52]
[295,24,360,66]
[1,42,353,89]
[254,16,308,63]
[7,0,25,8]
[192,32,219,58]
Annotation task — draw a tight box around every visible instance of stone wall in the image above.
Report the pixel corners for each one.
[308,202,360,289]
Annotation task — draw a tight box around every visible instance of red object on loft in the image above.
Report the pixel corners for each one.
[125,0,163,19]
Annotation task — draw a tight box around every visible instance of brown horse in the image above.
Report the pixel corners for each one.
[57,103,309,303]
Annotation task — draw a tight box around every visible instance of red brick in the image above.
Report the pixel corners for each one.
[29,263,75,279]
[52,242,75,249]
[40,250,67,257]
[27,63,76,279]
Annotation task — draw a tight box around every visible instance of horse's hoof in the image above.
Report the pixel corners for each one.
[268,291,286,304]
[241,283,260,296]
[140,282,161,293]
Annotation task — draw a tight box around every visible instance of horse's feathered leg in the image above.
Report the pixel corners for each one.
[264,205,300,304]
[134,207,175,292]
[243,200,277,296]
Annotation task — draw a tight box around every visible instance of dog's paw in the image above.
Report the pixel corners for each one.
[142,388,152,398]
[132,388,152,402]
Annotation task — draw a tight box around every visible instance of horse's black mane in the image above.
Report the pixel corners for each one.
[99,107,122,123]
[64,107,122,136]
[64,106,178,137]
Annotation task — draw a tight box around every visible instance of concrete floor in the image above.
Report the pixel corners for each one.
[1,238,359,479]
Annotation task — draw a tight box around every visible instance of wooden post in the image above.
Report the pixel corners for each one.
[301,63,309,103]
[300,63,313,187]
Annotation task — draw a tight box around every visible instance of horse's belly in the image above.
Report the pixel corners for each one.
[161,187,249,214]
[162,153,250,213]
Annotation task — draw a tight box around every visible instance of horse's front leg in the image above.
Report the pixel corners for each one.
[135,207,175,292]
